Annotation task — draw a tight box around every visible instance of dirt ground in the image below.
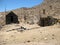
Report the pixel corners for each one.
[0,23,60,45]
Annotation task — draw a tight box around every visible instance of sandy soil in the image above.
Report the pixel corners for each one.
[0,23,60,45]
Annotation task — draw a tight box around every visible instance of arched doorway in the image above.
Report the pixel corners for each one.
[6,11,19,24]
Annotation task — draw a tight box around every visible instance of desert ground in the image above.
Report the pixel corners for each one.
[0,23,60,45]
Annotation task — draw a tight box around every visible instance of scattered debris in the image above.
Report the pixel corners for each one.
[6,26,28,32]
[6,29,15,32]
[17,30,24,32]
[21,26,26,30]
[27,40,31,43]
[52,37,54,39]
[52,34,55,36]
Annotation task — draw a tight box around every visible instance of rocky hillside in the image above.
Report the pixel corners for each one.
[0,0,60,26]
[12,0,60,19]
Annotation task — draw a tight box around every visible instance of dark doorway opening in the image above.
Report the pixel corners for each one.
[6,11,19,24]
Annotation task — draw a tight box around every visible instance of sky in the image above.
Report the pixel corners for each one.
[0,0,43,12]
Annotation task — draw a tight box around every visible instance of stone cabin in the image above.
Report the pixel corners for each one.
[6,11,19,24]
